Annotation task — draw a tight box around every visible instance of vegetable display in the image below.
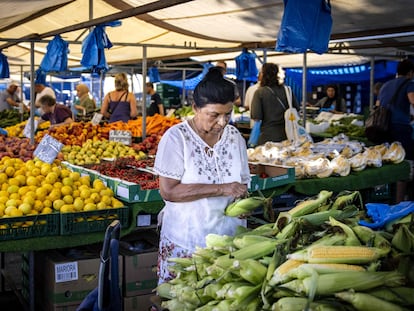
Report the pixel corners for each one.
[156,190,414,310]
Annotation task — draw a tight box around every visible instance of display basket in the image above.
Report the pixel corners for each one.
[60,206,129,235]
[0,212,60,241]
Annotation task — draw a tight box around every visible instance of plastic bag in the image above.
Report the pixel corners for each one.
[283,86,312,145]
[248,120,262,147]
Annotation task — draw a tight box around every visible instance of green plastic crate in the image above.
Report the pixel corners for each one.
[0,213,59,241]
[59,207,129,235]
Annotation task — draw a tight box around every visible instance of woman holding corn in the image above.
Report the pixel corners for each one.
[153,67,251,284]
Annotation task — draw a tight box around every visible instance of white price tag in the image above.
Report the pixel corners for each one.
[91,113,103,126]
[116,184,129,199]
[55,262,78,283]
[109,130,132,145]
[23,119,39,138]
[33,134,64,164]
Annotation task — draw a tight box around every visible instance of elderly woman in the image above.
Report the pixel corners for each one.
[73,83,96,116]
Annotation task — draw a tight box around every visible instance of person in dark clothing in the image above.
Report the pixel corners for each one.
[315,84,346,113]
[146,82,164,116]
[39,95,73,128]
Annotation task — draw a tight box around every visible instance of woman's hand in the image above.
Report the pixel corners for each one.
[222,182,248,200]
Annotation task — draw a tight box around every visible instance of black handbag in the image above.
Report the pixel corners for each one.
[365,79,410,143]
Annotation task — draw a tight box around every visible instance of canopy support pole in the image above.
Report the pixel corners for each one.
[302,52,307,127]
[142,45,147,140]
[369,57,375,111]
[29,42,35,145]
[181,69,186,106]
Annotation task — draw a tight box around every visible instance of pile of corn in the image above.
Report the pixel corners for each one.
[157,190,414,310]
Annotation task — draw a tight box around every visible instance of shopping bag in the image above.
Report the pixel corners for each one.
[364,106,391,143]
[247,120,262,147]
[284,86,312,145]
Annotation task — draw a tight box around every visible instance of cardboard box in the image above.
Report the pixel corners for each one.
[249,164,295,191]
[123,294,156,311]
[35,246,122,309]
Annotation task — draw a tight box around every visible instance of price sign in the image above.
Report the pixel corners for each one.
[109,130,132,145]
[23,119,39,138]
[91,113,103,126]
[33,134,64,164]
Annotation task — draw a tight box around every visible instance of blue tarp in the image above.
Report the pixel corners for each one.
[81,21,121,73]
[276,0,332,54]
[235,49,258,81]
[39,35,69,72]
[160,62,213,91]
[0,51,10,78]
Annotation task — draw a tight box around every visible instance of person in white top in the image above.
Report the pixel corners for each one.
[244,70,262,127]
[34,82,56,115]
[153,67,251,285]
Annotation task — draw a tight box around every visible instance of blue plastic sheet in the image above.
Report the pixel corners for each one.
[359,201,414,229]
[34,68,47,85]
[160,62,214,91]
[81,21,121,73]
[235,49,258,81]
[276,0,332,54]
[0,51,10,78]
[148,66,161,83]
[39,35,69,72]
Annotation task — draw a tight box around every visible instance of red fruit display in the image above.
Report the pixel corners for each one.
[0,136,36,161]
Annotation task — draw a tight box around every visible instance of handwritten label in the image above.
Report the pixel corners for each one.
[33,134,64,164]
[91,113,103,126]
[116,184,130,199]
[23,119,39,138]
[109,130,132,145]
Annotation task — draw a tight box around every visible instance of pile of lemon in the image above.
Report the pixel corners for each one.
[0,157,125,222]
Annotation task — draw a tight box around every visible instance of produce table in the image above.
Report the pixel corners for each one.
[260,161,410,197]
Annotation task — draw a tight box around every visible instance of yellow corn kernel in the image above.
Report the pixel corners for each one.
[268,259,304,286]
[307,245,381,264]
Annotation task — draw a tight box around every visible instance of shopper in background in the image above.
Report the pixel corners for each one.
[34,82,56,115]
[73,83,96,117]
[39,94,73,128]
[100,73,137,123]
[153,67,250,284]
[0,82,21,112]
[244,69,262,127]
[250,62,300,144]
[146,82,164,116]
[314,84,346,113]
[378,59,414,202]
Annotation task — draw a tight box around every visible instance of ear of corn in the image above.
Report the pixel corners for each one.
[328,216,361,246]
[392,224,414,253]
[287,190,333,217]
[283,271,405,296]
[367,286,414,306]
[224,196,267,217]
[299,205,359,226]
[335,291,406,311]
[352,225,391,254]
[233,234,275,249]
[237,258,267,285]
[306,245,382,264]
[225,239,278,261]
[271,297,338,311]
[286,263,365,281]
[330,190,361,210]
[268,259,305,286]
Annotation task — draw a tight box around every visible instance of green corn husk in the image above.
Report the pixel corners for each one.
[156,282,175,300]
[367,286,414,306]
[287,190,333,217]
[233,234,275,249]
[205,233,235,251]
[330,190,362,210]
[352,225,391,254]
[271,297,339,311]
[238,258,267,285]
[335,291,409,311]
[202,282,224,300]
[328,217,361,246]
[283,271,405,296]
[224,196,267,217]
[299,205,359,226]
[392,224,414,253]
[385,213,413,232]
[161,298,197,311]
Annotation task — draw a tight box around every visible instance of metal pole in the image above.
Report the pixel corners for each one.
[20,65,24,122]
[142,45,147,140]
[29,42,35,145]
[369,57,375,111]
[302,52,307,127]
[181,69,186,106]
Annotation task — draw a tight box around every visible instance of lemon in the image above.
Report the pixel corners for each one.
[53,199,65,211]
[60,205,74,213]
[72,189,80,198]
[5,166,15,177]
[26,176,39,187]
[79,175,91,186]
[100,188,114,197]
[84,198,95,205]
[63,195,74,204]
[40,163,52,176]
[0,196,8,204]
[33,200,44,212]
[22,196,35,206]
[53,181,63,189]
[8,178,20,186]
[84,203,97,211]
[100,195,112,206]
[7,185,19,194]
[93,179,106,191]
[30,167,41,177]
[96,202,107,210]
[60,169,71,178]
[5,205,18,216]
[18,186,30,197]
[111,198,124,208]
[0,173,8,184]
[48,189,61,201]
[14,174,26,186]
[41,207,53,214]
[69,171,81,181]
[80,189,91,200]
[61,185,73,196]
[90,193,101,203]
[43,199,52,209]
[9,193,20,200]
[35,187,48,201]
[73,198,84,211]
[41,183,54,194]
[10,208,23,217]
[18,203,32,215]
[45,172,58,184]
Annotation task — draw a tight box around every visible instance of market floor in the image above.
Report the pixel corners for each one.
[0,291,25,311]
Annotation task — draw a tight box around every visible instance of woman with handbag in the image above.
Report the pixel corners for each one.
[250,63,300,145]
[101,73,138,123]
[377,59,414,160]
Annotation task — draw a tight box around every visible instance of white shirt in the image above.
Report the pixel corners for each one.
[244,82,260,127]
[35,86,56,115]
[153,120,251,251]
